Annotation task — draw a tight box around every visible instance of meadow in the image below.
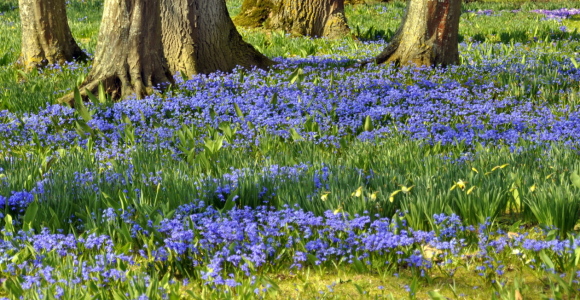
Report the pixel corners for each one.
[1,0,580,299]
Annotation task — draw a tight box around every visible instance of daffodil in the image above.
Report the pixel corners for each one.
[466,186,476,195]
[450,179,467,191]
[491,163,509,172]
[400,185,414,194]
[389,185,414,202]
[351,186,363,197]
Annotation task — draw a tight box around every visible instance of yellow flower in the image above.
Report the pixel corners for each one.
[389,185,414,202]
[400,185,414,194]
[466,186,476,195]
[389,190,400,203]
[370,191,379,201]
[321,192,330,201]
[450,179,467,191]
[491,164,509,172]
[351,186,363,197]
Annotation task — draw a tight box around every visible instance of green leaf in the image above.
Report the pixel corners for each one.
[571,171,580,189]
[4,214,14,233]
[74,87,92,122]
[220,189,238,213]
[179,70,189,83]
[289,68,305,84]
[75,119,95,137]
[364,115,374,132]
[85,88,99,103]
[270,92,278,106]
[111,290,126,300]
[352,259,367,273]
[234,103,244,120]
[428,290,448,300]
[575,247,580,266]
[185,291,203,300]
[259,275,280,292]
[307,253,319,266]
[23,200,39,232]
[570,57,579,69]
[47,207,62,230]
[98,82,107,104]
[290,128,304,142]
[4,278,23,299]
[539,251,555,271]
[353,283,365,295]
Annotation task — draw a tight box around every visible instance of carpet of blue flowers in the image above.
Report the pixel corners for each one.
[2,2,580,299]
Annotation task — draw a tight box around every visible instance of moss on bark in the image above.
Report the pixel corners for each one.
[235,0,350,38]
[233,0,274,28]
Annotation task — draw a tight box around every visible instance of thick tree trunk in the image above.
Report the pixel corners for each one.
[60,0,173,104]
[161,0,273,76]
[235,0,350,39]
[374,0,461,67]
[18,0,87,70]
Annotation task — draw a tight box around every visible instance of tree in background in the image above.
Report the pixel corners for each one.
[161,0,273,77]
[18,0,87,70]
[373,0,461,67]
[61,0,173,103]
[234,0,350,39]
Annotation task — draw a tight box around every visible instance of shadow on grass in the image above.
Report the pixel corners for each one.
[0,1,17,13]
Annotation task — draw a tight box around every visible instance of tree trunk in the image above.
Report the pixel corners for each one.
[161,0,273,77]
[345,0,392,4]
[235,0,350,39]
[60,0,173,104]
[18,0,87,70]
[374,0,461,67]
[345,0,366,4]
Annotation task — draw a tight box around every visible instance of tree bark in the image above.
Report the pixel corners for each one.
[161,0,273,77]
[235,0,350,39]
[345,0,392,4]
[60,0,173,104]
[18,0,87,70]
[374,0,461,67]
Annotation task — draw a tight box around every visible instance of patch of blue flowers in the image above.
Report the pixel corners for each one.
[2,206,580,297]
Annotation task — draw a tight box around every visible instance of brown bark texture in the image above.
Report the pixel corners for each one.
[235,0,350,39]
[161,0,273,76]
[19,0,87,70]
[374,0,461,67]
[61,0,173,104]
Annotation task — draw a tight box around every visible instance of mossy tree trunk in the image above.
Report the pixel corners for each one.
[18,0,87,70]
[161,0,273,77]
[344,0,392,4]
[235,0,350,39]
[60,0,173,104]
[374,0,461,67]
